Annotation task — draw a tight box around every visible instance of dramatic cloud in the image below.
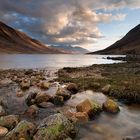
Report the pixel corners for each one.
[0,0,139,47]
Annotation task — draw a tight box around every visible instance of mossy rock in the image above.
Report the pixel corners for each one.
[34,113,77,140]
[0,115,19,130]
[103,99,120,113]
[5,120,36,140]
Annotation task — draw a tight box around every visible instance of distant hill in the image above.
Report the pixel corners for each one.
[0,21,67,54]
[51,45,89,54]
[89,24,140,55]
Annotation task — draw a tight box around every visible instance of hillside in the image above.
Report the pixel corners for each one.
[0,21,66,54]
[89,24,140,55]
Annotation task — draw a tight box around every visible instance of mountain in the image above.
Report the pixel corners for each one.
[89,24,140,55]
[0,21,67,54]
[51,45,89,54]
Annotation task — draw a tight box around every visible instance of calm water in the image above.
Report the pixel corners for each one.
[0,54,124,69]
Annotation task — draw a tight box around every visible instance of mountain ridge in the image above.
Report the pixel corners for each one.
[0,21,67,54]
[89,24,140,55]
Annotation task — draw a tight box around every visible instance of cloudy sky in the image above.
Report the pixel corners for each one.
[0,0,140,51]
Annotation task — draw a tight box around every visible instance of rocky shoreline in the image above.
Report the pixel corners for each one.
[0,62,140,139]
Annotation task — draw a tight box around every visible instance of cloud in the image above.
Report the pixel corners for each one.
[0,0,139,47]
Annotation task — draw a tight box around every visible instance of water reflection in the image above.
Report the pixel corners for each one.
[0,54,124,69]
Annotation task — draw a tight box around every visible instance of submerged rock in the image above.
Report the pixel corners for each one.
[5,120,36,140]
[67,83,78,94]
[103,99,120,113]
[76,99,102,119]
[0,115,19,130]
[34,113,77,140]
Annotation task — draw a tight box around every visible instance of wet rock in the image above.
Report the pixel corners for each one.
[76,99,102,118]
[0,126,8,137]
[0,115,19,129]
[103,99,120,113]
[38,102,54,108]
[5,120,36,140]
[25,92,37,106]
[52,96,64,106]
[40,81,50,89]
[0,105,6,117]
[20,79,30,89]
[25,105,39,116]
[56,88,71,101]
[67,83,78,94]
[35,92,52,105]
[16,90,24,97]
[75,112,89,123]
[123,135,140,140]
[101,84,111,94]
[33,113,77,140]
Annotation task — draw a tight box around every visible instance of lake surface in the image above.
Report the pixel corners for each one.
[0,54,124,69]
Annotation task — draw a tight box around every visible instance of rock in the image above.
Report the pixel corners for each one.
[0,115,19,129]
[123,135,140,140]
[25,105,39,116]
[52,96,64,106]
[75,112,89,122]
[35,92,52,104]
[38,102,54,108]
[20,80,30,89]
[25,92,37,106]
[67,83,78,94]
[5,120,36,140]
[103,99,120,113]
[40,81,50,89]
[0,126,8,137]
[101,84,111,94]
[56,88,71,101]
[0,105,5,117]
[33,113,77,140]
[65,111,88,123]
[16,90,24,97]
[76,99,102,118]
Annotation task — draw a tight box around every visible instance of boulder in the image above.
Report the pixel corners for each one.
[5,120,36,140]
[33,113,77,140]
[0,115,19,129]
[16,90,24,97]
[123,135,140,140]
[75,112,89,123]
[40,81,50,89]
[101,84,111,94]
[52,96,64,106]
[20,80,30,89]
[56,88,71,101]
[25,92,37,106]
[0,126,8,137]
[35,93,51,104]
[25,105,39,116]
[0,105,6,117]
[66,83,78,94]
[76,99,102,118]
[103,99,120,113]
